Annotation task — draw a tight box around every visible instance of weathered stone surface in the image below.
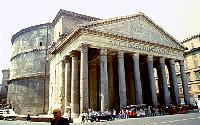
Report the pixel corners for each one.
[9,23,52,115]
[7,78,49,115]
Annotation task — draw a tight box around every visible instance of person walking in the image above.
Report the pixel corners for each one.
[26,111,31,121]
[51,108,69,125]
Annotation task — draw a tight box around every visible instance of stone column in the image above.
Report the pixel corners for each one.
[100,48,109,111]
[118,51,127,108]
[89,63,98,110]
[147,55,157,107]
[108,55,114,110]
[132,53,143,105]
[80,44,89,113]
[159,57,170,106]
[179,60,190,105]
[169,59,180,105]
[70,50,79,117]
[64,56,71,115]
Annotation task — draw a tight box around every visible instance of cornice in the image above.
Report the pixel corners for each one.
[52,9,101,26]
[11,23,52,44]
[184,47,200,56]
[11,47,47,61]
[8,73,49,83]
[182,33,200,43]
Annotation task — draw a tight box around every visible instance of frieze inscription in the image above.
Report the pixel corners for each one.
[108,40,172,55]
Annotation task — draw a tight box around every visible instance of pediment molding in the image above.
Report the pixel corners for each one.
[80,13,185,50]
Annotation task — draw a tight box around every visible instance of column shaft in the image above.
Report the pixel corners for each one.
[80,44,89,113]
[169,59,180,105]
[100,48,109,111]
[64,57,71,115]
[159,58,170,106]
[71,51,79,117]
[147,55,157,106]
[132,53,143,105]
[179,60,190,105]
[118,51,127,108]
[108,55,114,109]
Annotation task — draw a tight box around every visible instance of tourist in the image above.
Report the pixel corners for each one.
[26,111,31,121]
[51,108,69,125]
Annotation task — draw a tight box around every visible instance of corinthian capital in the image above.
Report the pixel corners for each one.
[117,51,124,58]
[179,60,184,66]
[63,56,71,63]
[131,52,139,59]
[159,57,165,63]
[79,43,89,53]
[169,59,175,65]
[100,48,107,56]
[147,55,153,62]
[70,50,79,57]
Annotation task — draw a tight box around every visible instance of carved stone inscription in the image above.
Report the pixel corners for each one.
[108,40,173,55]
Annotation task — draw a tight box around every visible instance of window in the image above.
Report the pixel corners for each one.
[194,71,200,80]
[188,86,191,92]
[186,73,190,82]
[39,42,42,46]
[193,60,198,68]
[185,61,189,70]
[198,85,200,90]
[179,88,182,93]
[177,75,182,84]
[191,43,194,49]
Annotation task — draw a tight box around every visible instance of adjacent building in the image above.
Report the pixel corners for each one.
[179,34,200,103]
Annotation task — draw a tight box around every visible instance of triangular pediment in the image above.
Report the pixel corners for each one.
[82,13,185,50]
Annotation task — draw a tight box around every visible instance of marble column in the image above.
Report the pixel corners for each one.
[118,51,127,108]
[132,53,143,105]
[159,57,170,106]
[169,59,180,105]
[100,48,109,111]
[64,56,71,115]
[80,44,89,113]
[70,50,79,117]
[147,55,157,107]
[179,60,190,105]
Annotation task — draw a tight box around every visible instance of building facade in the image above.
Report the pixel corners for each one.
[179,34,200,103]
[48,12,190,118]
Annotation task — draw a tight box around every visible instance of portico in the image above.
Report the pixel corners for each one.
[48,13,190,117]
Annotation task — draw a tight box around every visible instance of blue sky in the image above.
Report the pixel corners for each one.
[0,0,200,81]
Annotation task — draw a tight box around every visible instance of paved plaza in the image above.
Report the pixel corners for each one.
[0,112,199,125]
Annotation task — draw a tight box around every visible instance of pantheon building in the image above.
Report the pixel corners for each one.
[48,10,190,117]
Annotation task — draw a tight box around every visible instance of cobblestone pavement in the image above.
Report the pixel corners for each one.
[0,112,199,125]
